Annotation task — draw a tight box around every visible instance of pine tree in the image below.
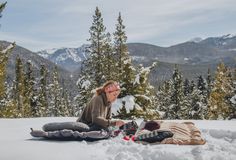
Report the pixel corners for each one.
[187,85,207,119]
[0,43,15,105]
[113,12,136,97]
[103,32,116,81]
[132,63,159,119]
[113,12,128,80]
[61,89,71,116]
[0,2,17,117]
[197,75,207,95]
[38,65,48,117]
[87,6,108,86]
[206,68,213,98]
[226,68,236,119]
[24,61,37,117]
[207,63,233,119]
[76,7,113,111]
[169,65,186,119]
[76,60,95,115]
[48,67,63,117]
[183,78,191,96]
[156,80,172,119]
[229,68,236,119]
[13,56,26,117]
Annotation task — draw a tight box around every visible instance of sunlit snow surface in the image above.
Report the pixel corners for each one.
[0,117,236,160]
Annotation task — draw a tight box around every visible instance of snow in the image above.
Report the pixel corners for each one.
[0,43,15,54]
[184,57,189,61]
[112,95,136,114]
[230,95,236,104]
[222,34,236,39]
[0,117,236,160]
[188,37,203,43]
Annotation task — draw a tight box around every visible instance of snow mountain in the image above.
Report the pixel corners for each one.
[37,45,88,71]
[37,34,236,71]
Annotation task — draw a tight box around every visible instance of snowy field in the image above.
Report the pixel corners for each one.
[0,117,236,160]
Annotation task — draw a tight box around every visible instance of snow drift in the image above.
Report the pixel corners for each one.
[0,117,236,160]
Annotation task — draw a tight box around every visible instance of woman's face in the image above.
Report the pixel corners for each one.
[106,90,120,103]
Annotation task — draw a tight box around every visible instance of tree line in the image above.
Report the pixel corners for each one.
[0,4,235,119]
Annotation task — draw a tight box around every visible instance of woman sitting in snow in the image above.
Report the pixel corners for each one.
[77,80,125,131]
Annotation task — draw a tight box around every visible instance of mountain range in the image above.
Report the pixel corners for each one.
[1,34,236,97]
[37,34,236,84]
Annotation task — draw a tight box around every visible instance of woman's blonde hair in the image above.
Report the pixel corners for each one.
[96,80,118,95]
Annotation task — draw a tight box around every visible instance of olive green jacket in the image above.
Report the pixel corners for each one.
[77,92,116,128]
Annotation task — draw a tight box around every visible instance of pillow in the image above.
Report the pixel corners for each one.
[42,122,90,132]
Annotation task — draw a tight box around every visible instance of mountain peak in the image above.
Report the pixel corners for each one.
[221,34,236,39]
[188,37,203,43]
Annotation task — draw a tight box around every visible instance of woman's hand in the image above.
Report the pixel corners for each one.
[115,120,125,127]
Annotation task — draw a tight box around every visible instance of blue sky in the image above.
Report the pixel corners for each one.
[0,0,236,52]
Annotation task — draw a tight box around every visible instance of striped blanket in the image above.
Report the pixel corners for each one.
[135,121,206,145]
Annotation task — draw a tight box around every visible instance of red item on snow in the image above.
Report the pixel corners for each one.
[123,136,130,141]
[123,135,136,141]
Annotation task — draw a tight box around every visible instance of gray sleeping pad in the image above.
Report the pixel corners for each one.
[42,122,90,132]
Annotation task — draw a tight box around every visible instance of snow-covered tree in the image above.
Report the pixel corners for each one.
[0,2,15,104]
[207,63,233,119]
[76,7,113,112]
[0,2,17,118]
[229,68,236,119]
[156,80,172,119]
[24,61,37,117]
[48,67,64,116]
[37,65,48,117]
[103,32,116,81]
[113,12,136,97]
[61,89,71,116]
[87,6,109,86]
[183,78,191,96]
[206,68,213,98]
[168,65,186,119]
[187,85,207,119]
[13,56,26,117]
[132,63,159,119]
[0,43,15,106]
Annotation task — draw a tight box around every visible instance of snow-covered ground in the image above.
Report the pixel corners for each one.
[0,117,236,160]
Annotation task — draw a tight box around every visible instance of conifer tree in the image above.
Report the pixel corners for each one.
[76,7,112,111]
[103,32,116,81]
[207,63,233,119]
[0,2,17,117]
[132,63,159,119]
[87,6,108,86]
[229,68,236,119]
[38,65,48,117]
[0,43,15,105]
[76,60,95,115]
[13,56,25,117]
[0,2,15,104]
[113,12,136,97]
[169,65,185,119]
[24,61,37,117]
[49,67,63,116]
[61,89,71,116]
[197,75,207,94]
[206,68,213,98]
[183,78,191,96]
[156,80,172,119]
[187,85,207,119]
